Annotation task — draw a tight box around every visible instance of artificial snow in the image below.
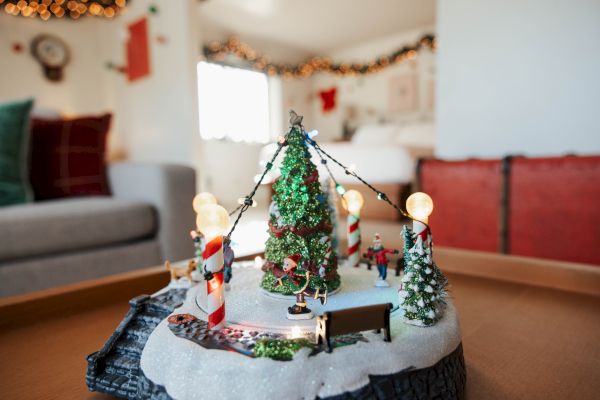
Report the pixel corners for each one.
[141,263,461,400]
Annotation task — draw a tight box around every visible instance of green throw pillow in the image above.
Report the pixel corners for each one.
[0,99,34,206]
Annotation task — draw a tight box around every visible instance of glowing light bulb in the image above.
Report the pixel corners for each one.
[406,192,434,223]
[192,192,217,213]
[290,325,302,339]
[342,190,364,215]
[196,204,230,239]
[254,255,263,269]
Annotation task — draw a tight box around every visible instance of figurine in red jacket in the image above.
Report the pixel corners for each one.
[364,233,399,287]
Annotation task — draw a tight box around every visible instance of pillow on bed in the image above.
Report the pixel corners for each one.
[395,122,435,148]
[351,125,399,145]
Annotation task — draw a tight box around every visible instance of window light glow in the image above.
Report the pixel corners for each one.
[197,61,270,143]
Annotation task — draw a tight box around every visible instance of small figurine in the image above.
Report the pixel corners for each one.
[275,254,327,320]
[165,260,196,287]
[363,233,399,287]
[223,239,235,285]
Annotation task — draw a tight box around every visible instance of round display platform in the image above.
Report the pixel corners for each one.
[140,263,465,400]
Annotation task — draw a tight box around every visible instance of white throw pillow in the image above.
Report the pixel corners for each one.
[352,124,399,145]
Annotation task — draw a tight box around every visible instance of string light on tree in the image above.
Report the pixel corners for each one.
[342,190,364,268]
[237,197,258,207]
[196,204,230,330]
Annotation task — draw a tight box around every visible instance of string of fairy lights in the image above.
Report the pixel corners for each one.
[204,34,436,79]
[1,0,127,20]
[307,133,433,254]
[226,119,431,248]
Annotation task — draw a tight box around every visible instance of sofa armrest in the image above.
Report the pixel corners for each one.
[109,162,196,263]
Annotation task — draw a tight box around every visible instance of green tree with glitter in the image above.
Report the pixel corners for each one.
[261,121,340,296]
[399,232,447,326]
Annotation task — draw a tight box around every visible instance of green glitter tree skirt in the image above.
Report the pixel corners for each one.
[260,270,341,295]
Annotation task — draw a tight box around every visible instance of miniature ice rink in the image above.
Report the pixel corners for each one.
[193,262,404,332]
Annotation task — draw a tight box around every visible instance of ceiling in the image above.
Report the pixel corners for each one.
[197,0,436,54]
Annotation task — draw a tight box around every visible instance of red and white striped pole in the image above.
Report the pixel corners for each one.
[195,203,230,331]
[412,219,429,243]
[347,213,361,267]
[320,236,332,276]
[341,189,364,268]
[203,235,225,330]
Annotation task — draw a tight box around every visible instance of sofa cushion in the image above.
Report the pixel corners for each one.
[0,197,156,262]
[30,114,111,200]
[0,99,34,206]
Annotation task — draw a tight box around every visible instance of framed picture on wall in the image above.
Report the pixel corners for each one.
[389,74,418,112]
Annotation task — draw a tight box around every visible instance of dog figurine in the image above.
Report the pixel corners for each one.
[165,260,196,283]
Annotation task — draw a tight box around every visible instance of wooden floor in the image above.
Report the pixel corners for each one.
[0,270,599,399]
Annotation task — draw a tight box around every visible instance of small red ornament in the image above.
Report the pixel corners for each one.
[318,87,337,113]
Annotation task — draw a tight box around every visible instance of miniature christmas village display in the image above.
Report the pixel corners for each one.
[86,112,466,400]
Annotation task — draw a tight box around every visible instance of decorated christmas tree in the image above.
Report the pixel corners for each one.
[261,120,341,307]
[399,227,447,326]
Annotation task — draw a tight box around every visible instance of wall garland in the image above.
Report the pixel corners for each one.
[203,34,436,79]
[1,0,127,20]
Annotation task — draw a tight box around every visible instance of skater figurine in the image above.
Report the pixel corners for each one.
[275,254,328,320]
[364,233,399,288]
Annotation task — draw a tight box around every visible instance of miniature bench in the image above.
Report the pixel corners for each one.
[315,303,393,353]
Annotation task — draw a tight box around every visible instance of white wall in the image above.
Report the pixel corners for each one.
[0,14,112,124]
[437,0,600,159]
[0,2,200,165]
[311,27,436,141]
[101,0,200,166]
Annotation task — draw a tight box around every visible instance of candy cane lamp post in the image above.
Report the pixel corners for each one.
[191,192,217,269]
[406,192,434,243]
[196,204,230,330]
[342,190,364,268]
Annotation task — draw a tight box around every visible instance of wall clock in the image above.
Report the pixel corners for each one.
[30,34,70,82]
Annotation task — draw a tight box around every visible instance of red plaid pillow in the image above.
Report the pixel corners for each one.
[30,114,111,200]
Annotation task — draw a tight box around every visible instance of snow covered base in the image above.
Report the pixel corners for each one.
[140,263,462,400]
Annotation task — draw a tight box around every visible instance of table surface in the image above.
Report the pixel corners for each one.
[1,255,599,400]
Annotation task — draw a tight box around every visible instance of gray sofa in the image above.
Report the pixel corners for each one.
[0,162,196,297]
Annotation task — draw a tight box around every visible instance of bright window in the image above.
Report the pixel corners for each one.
[197,61,272,143]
